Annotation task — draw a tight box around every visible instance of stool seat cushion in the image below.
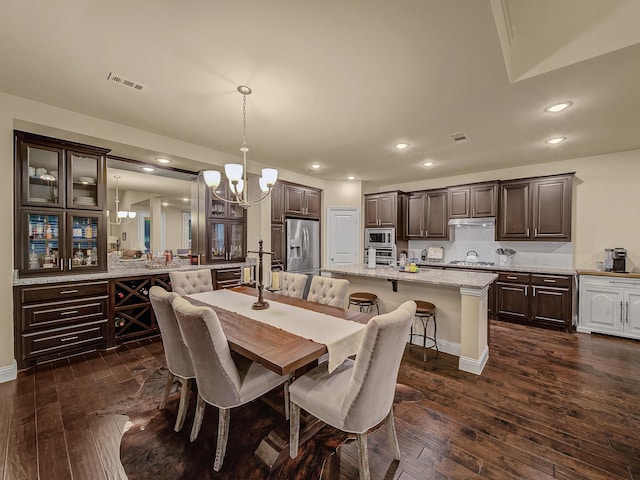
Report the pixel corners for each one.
[349,292,378,303]
[414,300,436,315]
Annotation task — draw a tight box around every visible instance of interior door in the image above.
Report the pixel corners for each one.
[327,208,359,266]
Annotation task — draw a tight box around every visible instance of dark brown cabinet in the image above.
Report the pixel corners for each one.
[206,180,246,262]
[284,184,321,218]
[14,132,109,276]
[364,191,404,228]
[498,174,573,241]
[495,272,530,322]
[448,182,497,219]
[271,223,285,264]
[405,190,448,239]
[213,266,242,289]
[270,183,285,224]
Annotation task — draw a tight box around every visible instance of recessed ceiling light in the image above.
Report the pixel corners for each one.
[347,176,355,180]
[545,137,566,145]
[161,202,169,207]
[157,158,171,164]
[545,101,573,113]
[142,166,155,172]
[423,161,435,167]
[182,197,189,202]
[310,163,321,169]
[394,143,409,150]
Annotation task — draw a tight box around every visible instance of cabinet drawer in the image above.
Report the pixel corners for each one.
[497,272,530,284]
[22,296,108,332]
[215,268,241,282]
[531,274,571,288]
[22,320,107,360]
[20,281,109,304]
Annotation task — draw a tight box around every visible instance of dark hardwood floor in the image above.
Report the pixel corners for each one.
[1,321,639,480]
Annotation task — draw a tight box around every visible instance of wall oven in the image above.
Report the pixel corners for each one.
[365,228,395,249]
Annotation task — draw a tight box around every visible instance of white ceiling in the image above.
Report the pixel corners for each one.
[1,0,639,186]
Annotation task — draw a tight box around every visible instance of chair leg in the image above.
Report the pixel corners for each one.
[159,372,174,410]
[283,380,290,420]
[289,402,300,458]
[174,378,192,432]
[356,433,370,480]
[213,408,230,472]
[385,408,401,460]
[422,317,428,362]
[190,394,206,442]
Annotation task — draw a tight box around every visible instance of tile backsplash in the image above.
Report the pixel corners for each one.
[407,225,573,268]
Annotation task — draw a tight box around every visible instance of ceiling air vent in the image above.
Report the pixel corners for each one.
[107,72,145,91]
[450,132,469,144]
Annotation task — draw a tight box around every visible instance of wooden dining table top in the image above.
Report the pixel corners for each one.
[187,286,372,376]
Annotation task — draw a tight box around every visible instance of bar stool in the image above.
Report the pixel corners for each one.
[348,292,380,314]
[409,300,438,362]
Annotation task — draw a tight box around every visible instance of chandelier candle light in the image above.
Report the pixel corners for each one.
[203,86,278,208]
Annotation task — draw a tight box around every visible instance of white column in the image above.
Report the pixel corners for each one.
[458,286,490,375]
[151,197,162,253]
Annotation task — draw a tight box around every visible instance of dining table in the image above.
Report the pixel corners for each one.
[184,285,373,469]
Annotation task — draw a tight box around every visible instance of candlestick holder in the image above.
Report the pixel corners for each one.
[246,239,277,310]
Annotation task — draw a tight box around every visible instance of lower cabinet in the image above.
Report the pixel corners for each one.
[14,280,110,369]
[213,266,242,289]
[578,275,640,340]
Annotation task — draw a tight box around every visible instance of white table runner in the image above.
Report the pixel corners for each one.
[187,289,366,372]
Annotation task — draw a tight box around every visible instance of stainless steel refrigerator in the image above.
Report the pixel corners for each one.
[286,218,320,275]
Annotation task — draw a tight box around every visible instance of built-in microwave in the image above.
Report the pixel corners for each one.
[365,228,395,249]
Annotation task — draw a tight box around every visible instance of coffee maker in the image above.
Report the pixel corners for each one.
[612,248,627,273]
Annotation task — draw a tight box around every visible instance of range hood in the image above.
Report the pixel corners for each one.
[448,217,496,227]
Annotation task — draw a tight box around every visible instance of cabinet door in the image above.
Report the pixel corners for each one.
[531,176,571,240]
[377,194,397,227]
[209,221,227,261]
[20,140,65,208]
[365,196,380,227]
[471,184,497,217]
[580,286,623,334]
[498,181,530,239]
[271,183,284,224]
[624,292,640,339]
[67,212,105,272]
[284,185,305,216]
[448,187,470,218]
[67,150,104,210]
[228,222,245,261]
[496,282,529,321]
[305,189,321,218]
[531,286,571,330]
[405,194,424,238]
[425,190,448,239]
[271,223,285,265]
[20,210,64,275]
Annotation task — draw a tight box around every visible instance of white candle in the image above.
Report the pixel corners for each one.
[243,267,251,284]
[272,271,280,290]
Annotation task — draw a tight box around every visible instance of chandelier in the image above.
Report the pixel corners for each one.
[108,175,137,225]
[203,85,278,209]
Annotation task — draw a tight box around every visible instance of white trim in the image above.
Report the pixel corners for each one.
[576,326,592,334]
[458,346,489,375]
[408,336,460,357]
[0,359,17,383]
[459,285,489,297]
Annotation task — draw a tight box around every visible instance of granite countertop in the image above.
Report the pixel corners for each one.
[322,265,497,289]
[13,263,245,286]
[417,261,576,276]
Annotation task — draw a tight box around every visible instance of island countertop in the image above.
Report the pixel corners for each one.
[322,264,497,289]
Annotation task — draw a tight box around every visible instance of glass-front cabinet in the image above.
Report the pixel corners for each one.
[209,179,245,220]
[15,131,109,276]
[208,220,245,262]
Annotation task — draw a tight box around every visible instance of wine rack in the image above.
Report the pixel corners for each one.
[110,274,172,343]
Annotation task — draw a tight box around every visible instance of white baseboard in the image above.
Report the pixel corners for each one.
[0,359,17,383]
[408,335,460,357]
[458,346,489,375]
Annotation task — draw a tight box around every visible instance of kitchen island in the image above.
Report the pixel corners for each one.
[322,265,497,375]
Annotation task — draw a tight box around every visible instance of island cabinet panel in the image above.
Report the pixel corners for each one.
[448,183,497,219]
[364,191,403,228]
[14,280,110,369]
[498,173,573,241]
[405,190,448,239]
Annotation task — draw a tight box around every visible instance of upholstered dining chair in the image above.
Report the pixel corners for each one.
[289,300,416,480]
[169,269,214,295]
[278,272,309,299]
[171,296,291,472]
[305,276,349,308]
[148,286,195,432]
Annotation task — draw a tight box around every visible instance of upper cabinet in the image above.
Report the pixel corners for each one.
[270,183,285,224]
[15,131,109,276]
[405,190,448,239]
[498,173,573,241]
[364,191,404,228]
[283,183,321,219]
[209,179,245,220]
[448,182,497,219]
[206,179,246,261]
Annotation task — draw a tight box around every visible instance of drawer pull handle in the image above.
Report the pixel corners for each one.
[543,279,556,283]
[60,310,79,316]
[60,336,79,342]
[60,290,79,295]
[507,276,518,280]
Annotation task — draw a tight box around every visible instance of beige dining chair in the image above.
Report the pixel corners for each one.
[289,300,416,480]
[306,276,349,308]
[169,269,214,295]
[278,272,308,299]
[171,296,291,472]
[148,286,195,432]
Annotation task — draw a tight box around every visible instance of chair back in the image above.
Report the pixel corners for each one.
[169,269,214,295]
[341,300,416,432]
[279,272,308,299]
[171,296,243,407]
[149,286,195,379]
[306,276,349,307]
